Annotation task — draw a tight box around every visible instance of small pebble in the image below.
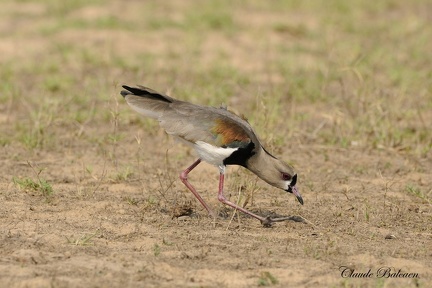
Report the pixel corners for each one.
[177,216,191,221]
[385,234,396,239]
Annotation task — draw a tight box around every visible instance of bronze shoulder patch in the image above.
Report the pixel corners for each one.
[211,118,250,147]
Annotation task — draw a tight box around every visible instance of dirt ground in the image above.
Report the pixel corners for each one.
[0,1,431,287]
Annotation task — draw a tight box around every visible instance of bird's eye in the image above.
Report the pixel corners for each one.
[281,173,291,181]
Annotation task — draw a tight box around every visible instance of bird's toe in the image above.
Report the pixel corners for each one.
[260,216,273,227]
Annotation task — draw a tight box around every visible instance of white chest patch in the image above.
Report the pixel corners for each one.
[194,141,238,166]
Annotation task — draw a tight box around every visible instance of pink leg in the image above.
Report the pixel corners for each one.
[217,170,271,225]
[180,159,215,217]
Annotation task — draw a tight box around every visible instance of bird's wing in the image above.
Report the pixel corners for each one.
[121,85,261,150]
[159,102,259,150]
[121,85,174,119]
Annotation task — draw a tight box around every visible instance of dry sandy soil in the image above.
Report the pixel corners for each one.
[0,1,431,287]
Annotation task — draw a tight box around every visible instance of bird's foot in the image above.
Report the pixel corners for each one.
[260,215,308,227]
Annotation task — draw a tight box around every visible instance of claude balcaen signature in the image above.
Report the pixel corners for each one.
[339,266,419,278]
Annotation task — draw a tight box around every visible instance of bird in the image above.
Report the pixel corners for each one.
[120,85,303,226]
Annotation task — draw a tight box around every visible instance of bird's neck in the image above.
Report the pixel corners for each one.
[246,148,278,177]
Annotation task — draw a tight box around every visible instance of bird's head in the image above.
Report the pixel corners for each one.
[247,152,303,205]
[274,160,303,205]
[284,173,302,205]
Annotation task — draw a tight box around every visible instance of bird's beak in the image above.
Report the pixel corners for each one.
[289,185,303,205]
[286,174,303,205]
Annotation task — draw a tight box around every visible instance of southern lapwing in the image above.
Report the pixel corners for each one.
[121,85,303,226]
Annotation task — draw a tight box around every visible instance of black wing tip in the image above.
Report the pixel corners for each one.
[120,84,148,98]
[120,85,133,98]
[119,84,173,103]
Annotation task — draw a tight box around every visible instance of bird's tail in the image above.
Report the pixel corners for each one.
[121,85,174,119]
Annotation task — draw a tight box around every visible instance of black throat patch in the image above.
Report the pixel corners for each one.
[223,141,255,167]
